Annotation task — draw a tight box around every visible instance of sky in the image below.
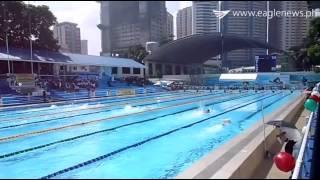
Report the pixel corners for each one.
[26,1,192,56]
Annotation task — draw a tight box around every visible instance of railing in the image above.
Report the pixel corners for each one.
[292,112,314,179]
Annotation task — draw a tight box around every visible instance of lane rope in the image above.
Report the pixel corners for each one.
[0,92,266,157]
[0,92,215,128]
[0,91,254,142]
[0,91,197,122]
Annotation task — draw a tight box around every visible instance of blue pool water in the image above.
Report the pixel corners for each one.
[0,90,301,179]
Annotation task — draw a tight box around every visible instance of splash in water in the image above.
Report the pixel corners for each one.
[124,104,133,111]
[50,105,57,108]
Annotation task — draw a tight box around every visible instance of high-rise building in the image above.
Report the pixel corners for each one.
[268,1,282,52]
[167,12,174,40]
[81,40,88,55]
[176,6,192,39]
[53,22,81,54]
[192,1,219,34]
[279,1,310,51]
[98,1,167,56]
[192,1,220,66]
[222,1,267,69]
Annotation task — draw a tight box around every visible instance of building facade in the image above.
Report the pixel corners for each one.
[167,12,174,40]
[221,1,267,69]
[53,22,81,54]
[192,1,219,34]
[279,1,310,51]
[81,40,88,55]
[176,6,192,39]
[98,1,167,56]
[268,1,282,52]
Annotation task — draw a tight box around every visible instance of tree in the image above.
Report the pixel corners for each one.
[288,46,311,71]
[0,1,59,51]
[306,17,320,65]
[126,45,148,64]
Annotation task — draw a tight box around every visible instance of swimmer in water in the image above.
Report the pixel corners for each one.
[204,109,210,114]
[222,119,231,126]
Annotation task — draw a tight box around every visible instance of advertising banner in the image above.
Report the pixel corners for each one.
[118,89,135,96]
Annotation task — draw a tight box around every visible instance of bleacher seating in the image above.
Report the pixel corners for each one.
[0,79,14,94]
[12,74,36,94]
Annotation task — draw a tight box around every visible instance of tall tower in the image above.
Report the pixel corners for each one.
[279,1,310,51]
[192,1,219,34]
[53,22,81,54]
[222,1,267,68]
[176,6,192,39]
[167,11,174,40]
[98,1,167,56]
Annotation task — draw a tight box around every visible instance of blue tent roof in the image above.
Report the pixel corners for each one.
[0,47,145,68]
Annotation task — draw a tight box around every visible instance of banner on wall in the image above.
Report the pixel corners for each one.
[256,73,290,85]
[118,89,135,96]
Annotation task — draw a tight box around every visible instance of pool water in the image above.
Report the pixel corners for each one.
[0,90,301,179]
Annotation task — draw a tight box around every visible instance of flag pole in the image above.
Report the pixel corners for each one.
[28,1,34,75]
[261,99,270,158]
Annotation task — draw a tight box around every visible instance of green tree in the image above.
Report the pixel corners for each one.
[0,1,59,51]
[306,17,320,65]
[127,45,148,64]
[288,46,311,71]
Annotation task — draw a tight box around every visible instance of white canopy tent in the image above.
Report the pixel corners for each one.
[219,73,258,82]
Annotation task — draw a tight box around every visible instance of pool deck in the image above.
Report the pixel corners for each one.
[176,93,306,179]
[251,108,310,179]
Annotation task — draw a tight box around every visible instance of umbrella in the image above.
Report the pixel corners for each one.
[266,120,302,141]
[266,120,296,128]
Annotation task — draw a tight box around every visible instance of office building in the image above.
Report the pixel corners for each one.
[167,12,174,40]
[81,40,88,55]
[53,22,81,54]
[192,1,219,34]
[98,1,167,56]
[222,1,267,68]
[176,6,192,39]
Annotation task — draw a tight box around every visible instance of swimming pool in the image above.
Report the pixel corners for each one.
[0,90,301,178]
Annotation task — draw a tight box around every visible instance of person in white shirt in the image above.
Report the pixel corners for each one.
[276,126,303,158]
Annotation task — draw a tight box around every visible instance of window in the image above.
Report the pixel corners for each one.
[112,67,118,74]
[122,67,130,74]
[133,68,141,74]
[73,66,77,71]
